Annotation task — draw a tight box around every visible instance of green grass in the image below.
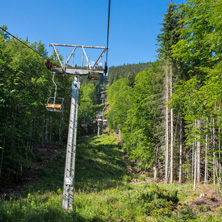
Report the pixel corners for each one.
[1,133,222,221]
[75,133,129,191]
[1,184,221,221]
[23,132,129,194]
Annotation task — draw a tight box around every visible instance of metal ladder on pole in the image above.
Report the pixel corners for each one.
[62,76,80,210]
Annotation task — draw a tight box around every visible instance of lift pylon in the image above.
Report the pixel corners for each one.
[47,43,108,211]
[62,76,80,210]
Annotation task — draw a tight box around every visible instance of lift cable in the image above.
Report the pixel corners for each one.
[104,0,111,74]
[106,0,111,62]
[0,26,44,58]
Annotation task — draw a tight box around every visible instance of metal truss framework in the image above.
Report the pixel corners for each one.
[49,43,108,77]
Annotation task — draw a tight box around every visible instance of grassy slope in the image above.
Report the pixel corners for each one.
[1,133,222,222]
[28,132,128,194]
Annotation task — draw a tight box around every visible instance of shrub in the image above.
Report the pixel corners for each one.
[175,204,195,221]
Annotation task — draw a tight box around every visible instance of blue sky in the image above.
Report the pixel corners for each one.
[1,0,186,67]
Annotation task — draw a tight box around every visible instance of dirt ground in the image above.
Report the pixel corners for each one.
[184,185,222,216]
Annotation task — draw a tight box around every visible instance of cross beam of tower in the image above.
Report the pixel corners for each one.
[49,43,108,77]
[48,43,108,210]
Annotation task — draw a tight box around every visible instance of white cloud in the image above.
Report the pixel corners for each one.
[85,60,103,67]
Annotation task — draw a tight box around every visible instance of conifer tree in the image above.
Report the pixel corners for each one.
[157,1,181,183]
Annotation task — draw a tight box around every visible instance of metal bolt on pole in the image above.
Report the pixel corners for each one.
[62,76,80,210]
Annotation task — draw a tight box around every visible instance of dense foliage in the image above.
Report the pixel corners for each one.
[107,0,222,187]
[107,62,164,170]
[0,28,99,185]
[0,32,51,184]
[1,1,222,219]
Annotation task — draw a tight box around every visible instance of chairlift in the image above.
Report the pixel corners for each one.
[102,119,108,127]
[92,117,97,124]
[81,121,87,128]
[97,118,103,127]
[46,72,64,112]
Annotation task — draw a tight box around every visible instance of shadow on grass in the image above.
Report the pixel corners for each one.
[24,132,130,194]
[0,201,103,222]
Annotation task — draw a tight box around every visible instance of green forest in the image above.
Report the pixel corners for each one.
[1,0,222,221]
[108,0,222,188]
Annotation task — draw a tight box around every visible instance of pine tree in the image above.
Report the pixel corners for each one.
[157,1,181,183]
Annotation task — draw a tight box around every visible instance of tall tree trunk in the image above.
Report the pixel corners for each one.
[194,136,197,191]
[45,113,49,143]
[192,139,195,181]
[42,119,45,147]
[170,62,174,184]
[119,129,122,141]
[197,119,201,183]
[204,134,208,185]
[154,145,158,181]
[219,129,221,187]
[29,119,33,150]
[179,117,183,183]
[213,155,216,185]
[0,137,5,184]
[59,111,64,145]
[213,118,216,185]
[194,120,197,191]
[49,116,52,143]
[0,113,8,184]
[165,63,169,184]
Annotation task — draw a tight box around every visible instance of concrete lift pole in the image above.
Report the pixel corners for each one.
[48,43,108,211]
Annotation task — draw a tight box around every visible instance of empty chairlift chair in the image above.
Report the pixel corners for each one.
[81,121,87,128]
[46,97,64,112]
[102,119,107,128]
[97,118,103,127]
[46,72,64,112]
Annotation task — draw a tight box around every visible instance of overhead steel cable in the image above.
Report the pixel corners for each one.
[0,26,44,58]
[104,0,111,74]
[106,0,111,62]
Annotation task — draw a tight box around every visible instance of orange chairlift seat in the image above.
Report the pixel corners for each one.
[46,97,64,112]
[97,118,103,127]
[102,119,108,127]
[97,118,108,128]
[46,104,62,110]
[81,121,87,128]
[92,116,97,124]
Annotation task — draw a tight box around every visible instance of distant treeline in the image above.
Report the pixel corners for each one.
[108,62,151,86]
